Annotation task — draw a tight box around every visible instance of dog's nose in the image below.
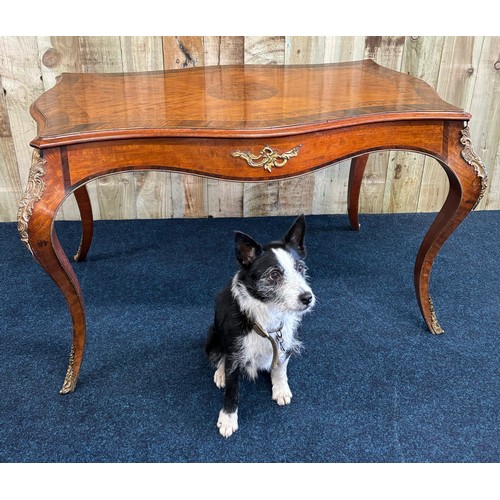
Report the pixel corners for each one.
[299,291,313,306]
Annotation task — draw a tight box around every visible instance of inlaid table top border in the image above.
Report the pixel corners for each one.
[30,60,470,149]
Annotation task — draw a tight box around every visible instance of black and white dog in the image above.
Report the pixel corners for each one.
[205,215,315,437]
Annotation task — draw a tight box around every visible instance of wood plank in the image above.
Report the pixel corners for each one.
[77,36,138,220]
[244,36,285,65]
[285,36,325,65]
[277,174,315,216]
[312,37,366,215]
[163,36,208,218]
[134,171,171,219]
[0,76,11,139]
[120,36,164,73]
[0,36,44,223]
[243,36,285,217]
[324,36,366,62]
[162,36,205,69]
[0,138,20,222]
[0,73,21,222]
[436,37,482,108]
[78,36,123,73]
[243,181,280,217]
[203,36,244,66]
[207,179,244,218]
[0,37,44,180]
[204,37,245,218]
[359,36,405,214]
[417,36,481,212]
[36,36,84,220]
[171,173,207,218]
[120,36,168,219]
[278,37,326,216]
[0,36,499,222]
[312,164,351,215]
[383,36,445,213]
[467,36,500,210]
[364,36,406,68]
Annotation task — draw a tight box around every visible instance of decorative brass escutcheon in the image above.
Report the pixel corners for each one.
[232,145,302,172]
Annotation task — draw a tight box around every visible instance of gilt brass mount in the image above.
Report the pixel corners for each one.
[18,150,46,255]
[232,145,302,172]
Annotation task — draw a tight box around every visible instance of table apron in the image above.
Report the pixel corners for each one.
[62,120,448,188]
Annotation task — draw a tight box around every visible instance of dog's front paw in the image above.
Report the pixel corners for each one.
[214,363,225,389]
[272,383,293,406]
[217,410,238,438]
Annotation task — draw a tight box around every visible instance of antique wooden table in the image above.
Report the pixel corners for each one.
[18,60,487,394]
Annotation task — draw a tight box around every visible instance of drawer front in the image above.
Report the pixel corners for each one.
[65,121,445,186]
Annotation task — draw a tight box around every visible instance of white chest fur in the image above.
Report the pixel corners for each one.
[230,248,312,378]
[232,277,303,378]
[240,316,301,378]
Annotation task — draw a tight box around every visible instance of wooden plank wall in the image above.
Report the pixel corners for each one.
[0,36,498,222]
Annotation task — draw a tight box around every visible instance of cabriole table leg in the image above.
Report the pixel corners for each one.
[414,125,487,334]
[18,148,87,394]
[347,154,369,231]
[73,184,94,262]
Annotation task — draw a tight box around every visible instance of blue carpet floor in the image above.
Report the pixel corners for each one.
[0,211,499,462]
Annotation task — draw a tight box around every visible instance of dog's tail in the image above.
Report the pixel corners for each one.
[205,324,223,366]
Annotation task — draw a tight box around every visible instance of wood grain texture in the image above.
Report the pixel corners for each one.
[324,36,366,63]
[0,75,21,221]
[0,36,498,222]
[163,36,207,218]
[243,36,285,218]
[203,36,245,218]
[36,36,81,220]
[467,37,500,210]
[359,36,405,215]
[78,37,136,221]
[417,36,481,213]
[281,36,324,216]
[383,37,445,213]
[313,36,366,216]
[120,36,166,219]
[0,36,44,223]
[31,62,467,145]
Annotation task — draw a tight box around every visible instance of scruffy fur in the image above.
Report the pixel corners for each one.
[205,215,315,437]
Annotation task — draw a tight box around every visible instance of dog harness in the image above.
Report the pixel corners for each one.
[252,322,287,369]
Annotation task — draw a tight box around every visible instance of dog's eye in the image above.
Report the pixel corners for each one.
[295,261,305,274]
[269,270,282,281]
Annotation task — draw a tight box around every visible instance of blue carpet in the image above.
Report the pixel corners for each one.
[0,211,499,462]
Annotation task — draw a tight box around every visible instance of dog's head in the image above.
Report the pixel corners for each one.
[234,214,315,313]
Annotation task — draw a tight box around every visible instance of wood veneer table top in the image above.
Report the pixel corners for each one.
[31,59,469,148]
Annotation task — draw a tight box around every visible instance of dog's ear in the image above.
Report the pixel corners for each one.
[284,214,307,258]
[234,231,263,267]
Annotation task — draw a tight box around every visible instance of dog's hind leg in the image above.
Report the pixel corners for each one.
[213,356,225,389]
[271,359,293,406]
